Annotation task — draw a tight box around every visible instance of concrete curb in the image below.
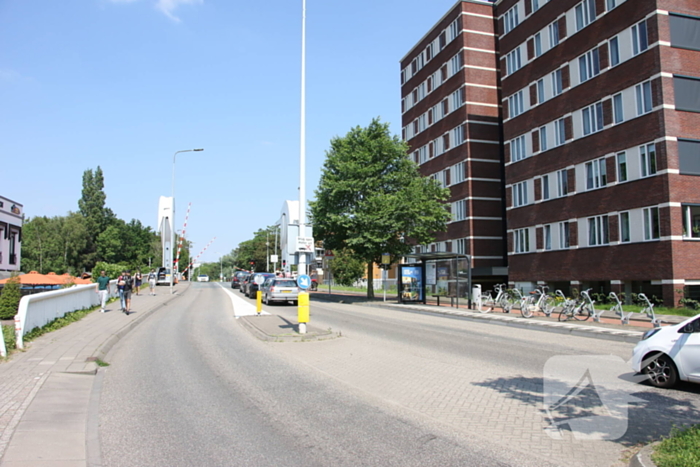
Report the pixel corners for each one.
[238,315,336,343]
[629,442,658,467]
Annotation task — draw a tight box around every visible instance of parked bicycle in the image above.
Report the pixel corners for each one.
[478,283,512,313]
[521,285,555,318]
[557,289,592,322]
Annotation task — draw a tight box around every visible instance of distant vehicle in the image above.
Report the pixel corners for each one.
[197,274,209,282]
[631,313,700,388]
[231,271,248,289]
[246,273,276,298]
[156,267,171,286]
[260,277,299,305]
[239,273,255,295]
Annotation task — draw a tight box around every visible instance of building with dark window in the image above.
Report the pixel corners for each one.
[403,0,700,306]
[498,0,700,306]
[0,196,23,279]
[400,0,507,289]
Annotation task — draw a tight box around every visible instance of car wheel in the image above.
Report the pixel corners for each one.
[642,353,678,388]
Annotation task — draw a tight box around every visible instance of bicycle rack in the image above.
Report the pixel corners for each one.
[638,293,663,328]
[609,292,633,325]
[581,290,604,322]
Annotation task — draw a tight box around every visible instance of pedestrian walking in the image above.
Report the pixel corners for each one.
[122,270,134,315]
[95,270,110,312]
[117,271,127,311]
[148,268,157,295]
[134,269,143,295]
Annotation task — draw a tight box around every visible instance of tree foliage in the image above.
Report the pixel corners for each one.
[0,274,22,319]
[329,248,366,286]
[310,118,450,298]
[230,226,281,273]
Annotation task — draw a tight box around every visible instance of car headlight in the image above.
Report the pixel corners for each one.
[642,328,661,340]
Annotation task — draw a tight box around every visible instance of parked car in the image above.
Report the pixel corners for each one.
[246,273,276,298]
[156,267,171,286]
[197,274,209,282]
[231,271,248,289]
[260,277,299,305]
[239,273,255,295]
[630,313,700,388]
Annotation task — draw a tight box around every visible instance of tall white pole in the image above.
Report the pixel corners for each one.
[298,0,307,278]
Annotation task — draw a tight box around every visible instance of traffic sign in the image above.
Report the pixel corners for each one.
[296,236,314,252]
[254,274,266,285]
[324,250,335,259]
[297,274,312,289]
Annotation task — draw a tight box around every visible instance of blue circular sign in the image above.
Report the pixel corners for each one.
[297,274,311,290]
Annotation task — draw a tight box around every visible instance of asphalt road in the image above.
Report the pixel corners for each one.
[98,284,700,467]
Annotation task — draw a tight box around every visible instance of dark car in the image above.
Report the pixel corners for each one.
[239,273,255,295]
[231,271,248,289]
[246,273,276,298]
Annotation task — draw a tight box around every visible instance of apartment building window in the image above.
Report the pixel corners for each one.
[632,20,649,56]
[449,19,460,41]
[515,228,530,253]
[504,6,519,34]
[588,215,610,246]
[682,205,700,238]
[555,118,566,146]
[511,135,527,162]
[549,22,560,47]
[544,224,552,250]
[453,125,466,146]
[509,91,524,118]
[450,53,463,76]
[609,37,620,66]
[539,126,548,151]
[579,49,600,83]
[670,14,700,51]
[451,88,464,110]
[542,174,550,199]
[552,69,563,96]
[506,48,522,76]
[443,134,450,151]
[575,0,596,32]
[674,76,700,113]
[607,0,620,10]
[534,33,542,57]
[452,200,467,222]
[418,114,427,132]
[513,181,529,207]
[643,207,660,240]
[452,161,466,184]
[617,152,628,182]
[679,139,700,175]
[640,143,657,177]
[636,81,653,115]
[537,79,545,104]
[582,102,603,135]
[455,238,468,254]
[533,0,541,12]
[613,93,624,123]
[586,158,607,189]
[557,169,569,196]
[559,222,570,249]
[619,212,630,242]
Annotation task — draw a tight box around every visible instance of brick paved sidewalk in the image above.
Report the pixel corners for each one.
[0,282,190,465]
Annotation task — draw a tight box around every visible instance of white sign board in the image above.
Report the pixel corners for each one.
[296,236,314,252]
[270,254,279,263]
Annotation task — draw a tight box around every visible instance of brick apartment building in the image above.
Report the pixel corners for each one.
[399,0,508,287]
[403,0,700,306]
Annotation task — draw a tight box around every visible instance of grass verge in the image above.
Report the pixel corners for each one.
[652,424,700,467]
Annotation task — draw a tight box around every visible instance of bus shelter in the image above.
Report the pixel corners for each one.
[398,253,472,308]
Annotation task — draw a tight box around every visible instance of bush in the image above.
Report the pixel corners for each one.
[679,297,700,310]
[0,274,21,320]
[652,424,700,467]
[2,324,16,353]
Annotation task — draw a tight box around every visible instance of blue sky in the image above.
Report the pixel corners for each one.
[1,0,462,263]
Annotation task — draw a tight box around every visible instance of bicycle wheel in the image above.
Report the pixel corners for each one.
[541,296,555,317]
[478,295,492,313]
[558,308,570,322]
[575,305,591,321]
[520,303,534,318]
[498,295,512,313]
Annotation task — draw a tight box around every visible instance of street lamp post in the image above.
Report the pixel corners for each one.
[171,148,203,294]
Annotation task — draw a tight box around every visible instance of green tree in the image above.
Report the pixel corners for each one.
[329,248,366,286]
[0,274,22,320]
[310,118,450,298]
[231,227,280,272]
[78,167,115,270]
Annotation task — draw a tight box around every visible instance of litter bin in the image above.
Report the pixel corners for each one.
[472,284,482,310]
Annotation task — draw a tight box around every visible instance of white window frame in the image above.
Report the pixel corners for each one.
[579,49,600,83]
[534,32,542,58]
[506,48,522,76]
[643,206,660,240]
[640,143,657,177]
[536,78,545,104]
[609,36,620,67]
[617,151,627,182]
[555,118,566,146]
[452,161,466,185]
[509,90,524,118]
[559,222,570,249]
[514,228,530,253]
[513,181,529,207]
[588,215,610,246]
[549,21,560,47]
[557,169,568,197]
[504,6,519,34]
[636,80,653,115]
[539,126,548,151]
[575,0,596,32]
[613,92,624,124]
[544,224,552,250]
[542,174,550,200]
[585,157,607,190]
[511,135,527,162]
[452,199,467,222]
[632,20,649,56]
[619,211,630,243]
[582,102,603,136]
[552,69,563,96]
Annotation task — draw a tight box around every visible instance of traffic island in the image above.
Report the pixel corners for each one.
[238,314,337,343]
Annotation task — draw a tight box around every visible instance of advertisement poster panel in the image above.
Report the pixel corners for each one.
[400,265,424,303]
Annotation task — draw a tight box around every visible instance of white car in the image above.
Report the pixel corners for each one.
[197,274,209,282]
[631,313,700,388]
